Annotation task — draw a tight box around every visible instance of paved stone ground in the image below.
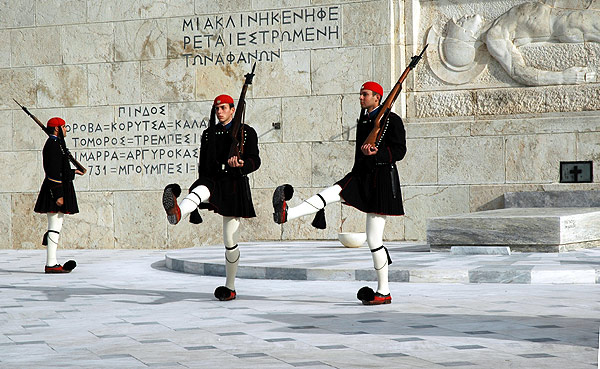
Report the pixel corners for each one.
[0,249,599,368]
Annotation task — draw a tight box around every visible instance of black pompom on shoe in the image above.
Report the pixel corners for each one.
[357,286,375,302]
[282,184,294,200]
[63,260,77,271]
[214,286,236,301]
[272,184,294,224]
[166,183,181,197]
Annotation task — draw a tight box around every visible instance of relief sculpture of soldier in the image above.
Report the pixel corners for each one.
[272,81,407,305]
[428,0,600,85]
[161,71,260,302]
[34,118,84,273]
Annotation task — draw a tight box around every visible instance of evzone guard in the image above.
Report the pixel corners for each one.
[13,99,87,274]
[272,47,425,305]
[34,117,85,273]
[162,65,260,301]
[272,81,406,305]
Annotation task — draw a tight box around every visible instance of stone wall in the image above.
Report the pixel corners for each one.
[2,0,599,250]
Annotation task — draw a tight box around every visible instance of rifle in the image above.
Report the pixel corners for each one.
[363,44,428,149]
[228,63,256,159]
[13,98,87,174]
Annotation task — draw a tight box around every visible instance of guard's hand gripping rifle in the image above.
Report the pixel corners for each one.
[363,44,428,150]
[228,63,256,159]
[13,98,87,174]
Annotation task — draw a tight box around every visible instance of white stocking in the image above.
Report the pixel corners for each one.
[46,213,64,266]
[287,185,342,221]
[223,216,241,290]
[179,185,210,218]
[366,213,389,295]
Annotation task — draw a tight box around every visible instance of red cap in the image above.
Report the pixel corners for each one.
[213,94,234,106]
[360,81,383,97]
[47,117,65,127]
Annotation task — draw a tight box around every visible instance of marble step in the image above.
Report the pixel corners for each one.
[427,207,600,252]
[504,190,600,208]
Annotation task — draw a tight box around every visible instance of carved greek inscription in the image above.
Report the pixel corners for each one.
[66,104,205,179]
[180,6,341,66]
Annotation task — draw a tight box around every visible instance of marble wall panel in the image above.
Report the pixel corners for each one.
[282,95,341,142]
[61,192,115,249]
[115,19,168,62]
[11,27,61,67]
[405,119,472,138]
[311,47,372,95]
[438,136,505,184]
[243,188,282,241]
[13,107,63,151]
[195,65,250,101]
[62,23,114,64]
[88,62,141,106]
[281,187,341,240]
[506,133,576,183]
[576,132,600,183]
[343,0,390,47]
[373,44,403,94]
[254,142,312,188]
[398,138,437,185]
[0,194,11,248]
[409,91,475,119]
[11,193,43,250]
[37,65,88,108]
[87,0,143,22]
[0,68,36,110]
[0,152,40,192]
[194,0,252,14]
[252,51,311,98]
[0,1,35,29]
[168,101,211,120]
[253,0,311,10]
[36,0,87,26]
[139,0,194,19]
[245,98,283,144]
[472,112,600,136]
[341,93,361,141]
[0,111,12,151]
[403,185,470,240]
[141,59,195,103]
[114,191,166,248]
[311,0,360,4]
[63,106,115,130]
[0,30,9,68]
[311,141,355,187]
